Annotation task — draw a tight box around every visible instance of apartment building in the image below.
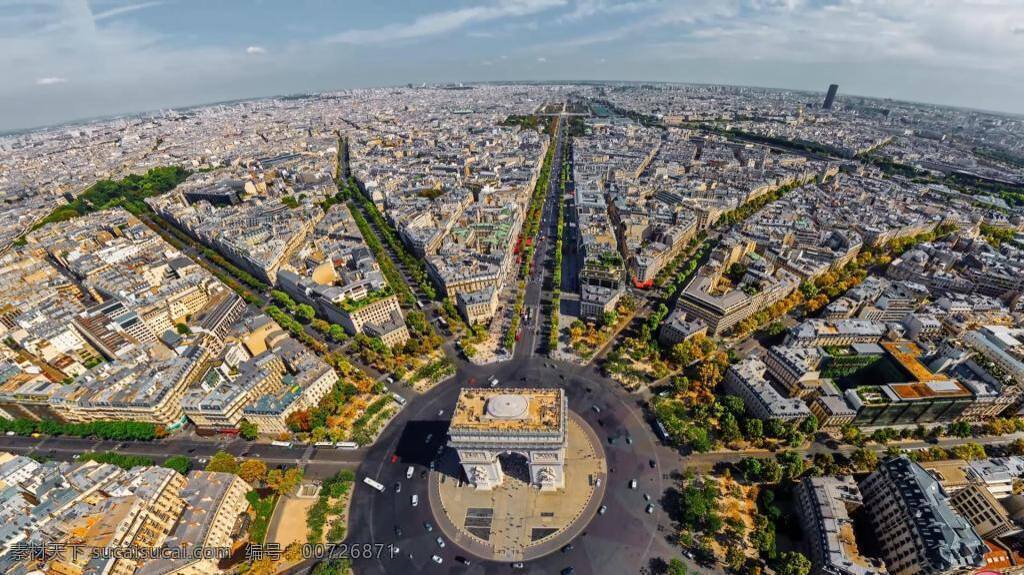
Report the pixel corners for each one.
[795,476,887,575]
[858,456,985,575]
[137,471,250,575]
[724,357,811,422]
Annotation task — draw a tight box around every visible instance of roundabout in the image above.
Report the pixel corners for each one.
[343,357,678,575]
[429,408,607,562]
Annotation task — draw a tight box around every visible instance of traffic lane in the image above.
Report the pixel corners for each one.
[0,435,367,465]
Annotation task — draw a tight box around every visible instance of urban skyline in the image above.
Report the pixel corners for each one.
[3,0,1024,131]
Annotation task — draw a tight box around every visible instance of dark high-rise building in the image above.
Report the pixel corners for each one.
[822,84,839,109]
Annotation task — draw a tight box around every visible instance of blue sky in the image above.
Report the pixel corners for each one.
[2,0,1023,130]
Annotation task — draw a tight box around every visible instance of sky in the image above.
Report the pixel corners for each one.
[2,0,1024,131]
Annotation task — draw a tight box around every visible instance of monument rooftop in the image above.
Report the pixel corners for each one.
[450,388,564,434]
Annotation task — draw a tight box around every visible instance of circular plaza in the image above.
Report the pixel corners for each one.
[427,393,607,562]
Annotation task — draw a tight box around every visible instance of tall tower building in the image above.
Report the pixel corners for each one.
[823,84,839,110]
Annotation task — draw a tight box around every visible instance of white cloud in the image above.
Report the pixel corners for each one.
[246,45,267,55]
[93,1,164,22]
[325,0,567,44]
[36,77,67,85]
[536,56,547,62]
[546,0,1024,74]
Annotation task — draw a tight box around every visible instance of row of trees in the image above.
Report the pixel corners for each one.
[505,117,558,349]
[264,304,328,354]
[345,200,417,308]
[0,418,160,441]
[204,450,305,495]
[348,189,438,301]
[549,152,569,352]
[839,416,1024,447]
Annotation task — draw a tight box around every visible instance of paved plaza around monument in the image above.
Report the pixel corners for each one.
[429,411,607,562]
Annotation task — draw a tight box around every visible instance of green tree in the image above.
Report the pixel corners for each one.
[762,458,783,484]
[296,304,316,322]
[328,324,347,342]
[163,455,191,476]
[688,426,713,453]
[205,451,239,474]
[744,418,764,442]
[239,419,259,440]
[720,413,742,443]
[850,448,878,471]
[667,558,688,575]
[799,414,818,435]
[775,552,811,575]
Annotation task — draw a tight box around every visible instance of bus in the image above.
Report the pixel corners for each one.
[654,421,670,444]
[271,440,293,448]
[314,442,334,448]
[391,392,407,406]
[363,477,385,492]
[337,441,359,450]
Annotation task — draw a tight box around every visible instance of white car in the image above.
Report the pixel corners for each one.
[432,555,443,565]
[406,466,415,479]
[411,494,419,507]
[436,537,445,548]
[598,505,607,515]
[629,479,637,489]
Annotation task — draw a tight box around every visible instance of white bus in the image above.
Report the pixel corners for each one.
[336,441,359,450]
[391,392,407,406]
[271,440,293,448]
[314,441,334,448]
[363,477,385,492]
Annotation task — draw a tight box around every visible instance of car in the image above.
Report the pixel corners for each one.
[598,505,607,515]
[607,436,616,445]
[3,431,14,436]
[629,479,637,489]
[591,405,601,414]
[649,459,657,469]
[625,436,633,445]
[72,453,80,460]
[456,556,471,565]
[561,568,575,575]
[431,555,443,565]
[394,526,403,537]
[645,504,654,514]
[643,493,651,501]
[561,544,574,553]
[411,494,419,507]
[511,562,525,569]
[424,521,434,532]
[436,537,445,548]
[394,482,402,493]
[437,409,445,417]
[684,550,695,560]
[425,434,433,444]
[406,466,415,479]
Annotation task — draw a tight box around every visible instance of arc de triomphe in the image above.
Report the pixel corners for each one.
[447,388,567,492]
